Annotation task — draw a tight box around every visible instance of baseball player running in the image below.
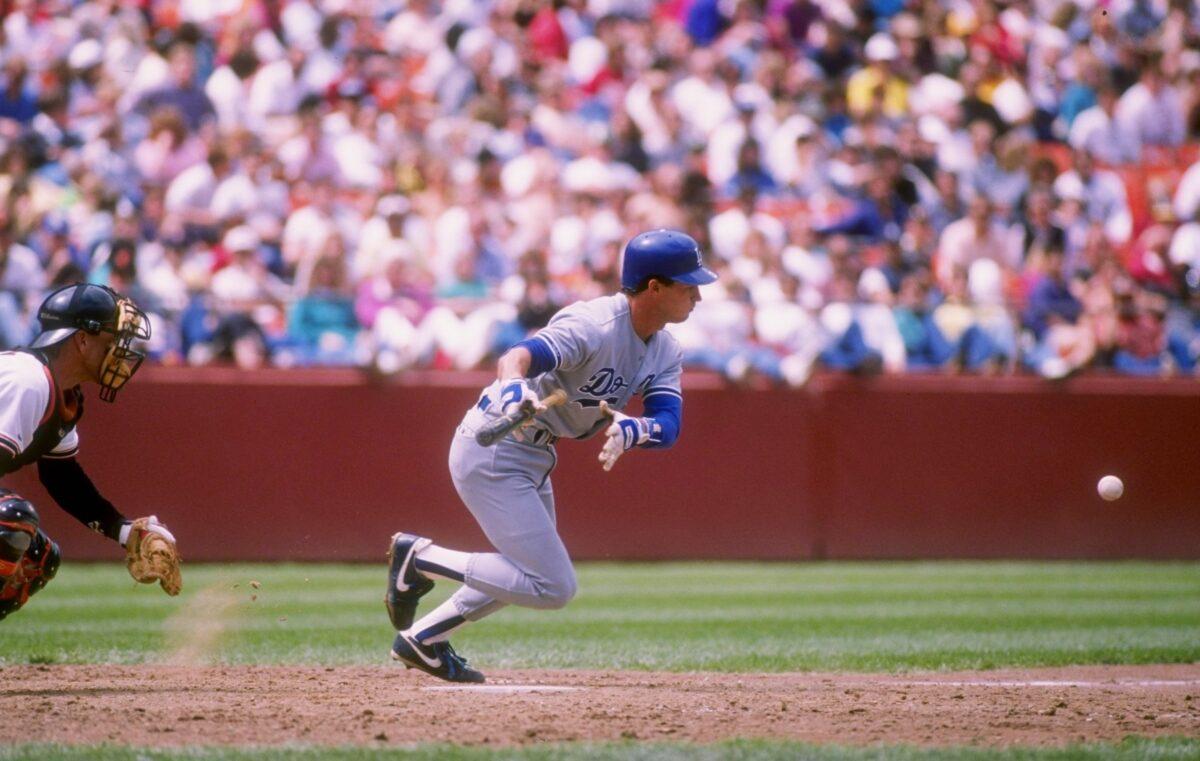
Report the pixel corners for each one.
[385,230,716,682]
[1,283,181,621]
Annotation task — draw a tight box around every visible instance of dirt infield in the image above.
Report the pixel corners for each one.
[2,664,1198,748]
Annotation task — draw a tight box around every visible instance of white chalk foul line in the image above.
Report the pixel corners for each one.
[898,680,1200,688]
[423,685,583,693]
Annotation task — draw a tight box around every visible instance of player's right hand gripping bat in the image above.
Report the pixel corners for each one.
[474,389,568,447]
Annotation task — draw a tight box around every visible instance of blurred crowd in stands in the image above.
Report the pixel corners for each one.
[1,0,1199,384]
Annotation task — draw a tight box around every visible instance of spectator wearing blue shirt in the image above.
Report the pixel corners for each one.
[815,172,908,242]
[1024,248,1081,340]
[1119,0,1164,41]
[135,43,216,132]
[893,276,954,371]
[1165,278,1200,374]
[723,140,778,199]
[0,58,38,125]
[1023,246,1094,378]
[1057,63,1101,132]
[288,256,361,366]
[685,0,728,46]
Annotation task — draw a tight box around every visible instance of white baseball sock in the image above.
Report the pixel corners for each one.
[407,596,469,644]
[412,543,471,583]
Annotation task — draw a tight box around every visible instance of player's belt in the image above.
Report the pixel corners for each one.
[523,427,558,447]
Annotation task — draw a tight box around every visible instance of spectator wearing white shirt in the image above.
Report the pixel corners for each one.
[277,99,342,184]
[354,194,433,283]
[133,106,208,187]
[706,98,772,189]
[1173,156,1200,222]
[197,224,288,368]
[1069,80,1140,165]
[301,16,348,96]
[623,69,685,165]
[279,0,323,55]
[134,42,216,133]
[204,45,263,134]
[211,226,279,309]
[139,232,191,319]
[766,113,827,197]
[818,275,882,375]
[752,272,826,387]
[936,194,1019,289]
[163,145,229,225]
[0,220,46,348]
[708,189,786,263]
[210,144,283,224]
[325,81,385,189]
[665,276,762,382]
[1115,54,1186,151]
[670,48,734,138]
[281,182,338,285]
[357,243,437,374]
[548,192,623,281]
[854,267,907,374]
[1052,149,1133,245]
[383,0,444,60]
[249,40,310,124]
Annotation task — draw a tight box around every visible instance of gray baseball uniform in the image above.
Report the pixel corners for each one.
[440,293,684,622]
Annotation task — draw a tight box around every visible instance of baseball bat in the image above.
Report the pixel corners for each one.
[474,389,568,447]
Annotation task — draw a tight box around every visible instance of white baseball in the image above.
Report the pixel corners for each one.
[1097,475,1124,501]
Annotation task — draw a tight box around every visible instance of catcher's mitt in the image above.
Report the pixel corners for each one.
[125,517,182,596]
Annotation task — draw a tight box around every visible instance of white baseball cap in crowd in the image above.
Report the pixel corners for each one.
[857,267,892,301]
[376,194,411,218]
[223,225,261,253]
[865,33,899,63]
[69,39,103,70]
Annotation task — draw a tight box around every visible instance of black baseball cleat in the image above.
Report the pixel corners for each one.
[391,631,486,683]
[385,532,434,630]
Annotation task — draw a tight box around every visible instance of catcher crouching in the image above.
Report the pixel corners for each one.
[0,283,181,621]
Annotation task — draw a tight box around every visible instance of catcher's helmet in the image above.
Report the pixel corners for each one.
[620,230,718,291]
[29,283,150,402]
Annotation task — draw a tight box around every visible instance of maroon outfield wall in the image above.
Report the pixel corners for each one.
[6,368,1199,561]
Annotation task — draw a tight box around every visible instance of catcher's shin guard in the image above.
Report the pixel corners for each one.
[0,506,61,622]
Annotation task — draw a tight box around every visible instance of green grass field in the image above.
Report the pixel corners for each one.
[2,561,1199,760]
[4,561,1199,671]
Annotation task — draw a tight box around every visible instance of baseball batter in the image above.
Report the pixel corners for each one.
[385,230,717,682]
[0,283,180,621]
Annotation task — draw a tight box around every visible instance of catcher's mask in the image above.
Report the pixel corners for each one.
[30,283,151,402]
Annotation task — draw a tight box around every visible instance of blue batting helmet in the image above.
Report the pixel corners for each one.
[620,230,718,291]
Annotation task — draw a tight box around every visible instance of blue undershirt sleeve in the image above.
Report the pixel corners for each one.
[514,337,557,377]
[640,392,681,449]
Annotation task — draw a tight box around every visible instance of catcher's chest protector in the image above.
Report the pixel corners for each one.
[0,351,83,475]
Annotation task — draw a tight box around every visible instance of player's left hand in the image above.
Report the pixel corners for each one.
[598,401,651,471]
[120,515,176,547]
[499,380,545,416]
[122,516,182,596]
[499,380,547,442]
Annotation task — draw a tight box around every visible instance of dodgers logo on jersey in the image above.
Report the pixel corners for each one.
[577,368,626,407]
